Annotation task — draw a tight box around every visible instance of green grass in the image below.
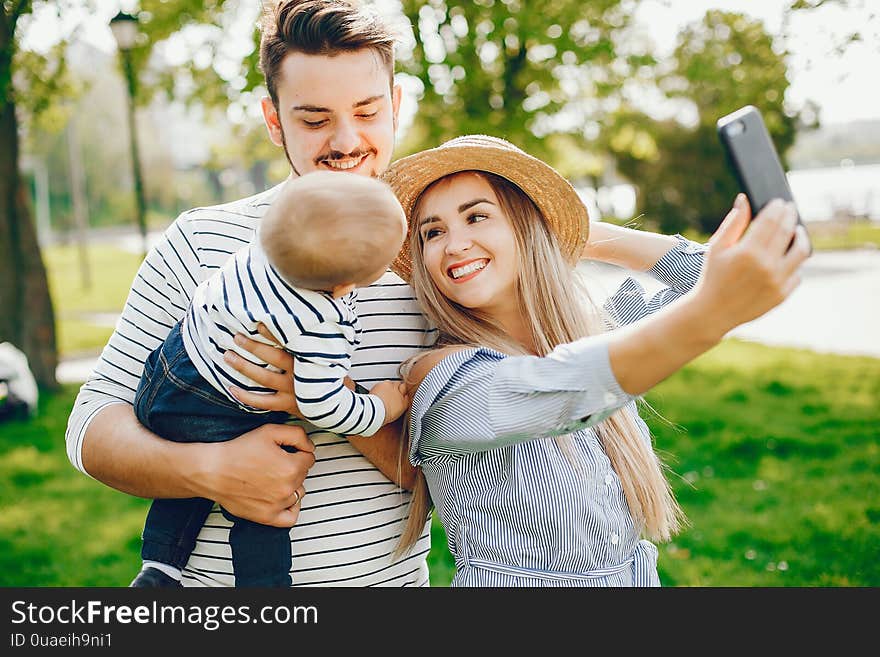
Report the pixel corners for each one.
[33,237,880,586]
[649,341,879,586]
[55,320,116,356]
[803,220,880,251]
[2,340,877,586]
[43,243,142,357]
[682,221,880,251]
[0,385,151,586]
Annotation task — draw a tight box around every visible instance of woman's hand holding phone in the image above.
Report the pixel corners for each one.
[693,193,811,338]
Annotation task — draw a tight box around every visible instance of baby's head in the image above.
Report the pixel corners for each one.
[260,171,407,298]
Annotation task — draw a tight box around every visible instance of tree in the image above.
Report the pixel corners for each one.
[396,0,645,164]
[3,0,247,389]
[1,0,71,389]
[610,10,804,234]
[786,0,878,53]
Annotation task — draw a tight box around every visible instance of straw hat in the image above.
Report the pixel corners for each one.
[382,134,591,282]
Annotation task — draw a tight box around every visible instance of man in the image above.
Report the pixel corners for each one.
[65,0,435,587]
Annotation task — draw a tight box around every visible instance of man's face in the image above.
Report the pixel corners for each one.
[261,49,401,179]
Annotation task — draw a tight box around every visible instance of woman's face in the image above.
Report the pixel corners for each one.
[416,172,519,317]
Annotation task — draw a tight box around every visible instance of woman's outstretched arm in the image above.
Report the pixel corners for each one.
[607,196,810,396]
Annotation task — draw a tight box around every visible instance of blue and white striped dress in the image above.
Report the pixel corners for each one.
[183,240,385,437]
[408,236,706,587]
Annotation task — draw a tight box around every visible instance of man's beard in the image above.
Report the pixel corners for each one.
[278,125,377,177]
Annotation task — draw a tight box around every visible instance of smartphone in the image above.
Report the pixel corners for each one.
[717,105,810,250]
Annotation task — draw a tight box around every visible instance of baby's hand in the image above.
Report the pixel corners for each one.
[370,380,411,425]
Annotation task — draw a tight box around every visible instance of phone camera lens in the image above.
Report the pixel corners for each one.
[727,120,746,136]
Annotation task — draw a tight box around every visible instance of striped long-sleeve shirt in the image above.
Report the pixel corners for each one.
[408,236,706,587]
[65,181,437,587]
[183,240,384,437]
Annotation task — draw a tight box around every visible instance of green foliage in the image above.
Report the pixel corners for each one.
[427,340,880,586]
[120,0,240,106]
[4,2,86,124]
[13,43,81,129]
[610,11,805,234]
[10,0,249,123]
[0,1,31,106]
[396,0,638,163]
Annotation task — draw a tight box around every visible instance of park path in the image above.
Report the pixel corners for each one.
[578,247,880,359]
[57,248,880,384]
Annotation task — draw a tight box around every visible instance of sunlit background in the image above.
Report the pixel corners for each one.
[1,0,877,587]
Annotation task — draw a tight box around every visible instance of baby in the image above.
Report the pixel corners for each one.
[129,171,409,587]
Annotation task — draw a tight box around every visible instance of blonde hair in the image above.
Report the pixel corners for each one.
[260,171,406,290]
[396,171,685,556]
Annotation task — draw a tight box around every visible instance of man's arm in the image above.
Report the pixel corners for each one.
[347,418,417,491]
[82,403,315,527]
[225,330,418,490]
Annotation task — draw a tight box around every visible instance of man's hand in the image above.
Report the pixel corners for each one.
[224,323,418,489]
[81,403,313,528]
[199,423,314,527]
[224,325,301,416]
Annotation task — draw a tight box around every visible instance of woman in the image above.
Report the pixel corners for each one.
[383,134,810,586]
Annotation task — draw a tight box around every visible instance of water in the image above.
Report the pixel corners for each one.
[726,249,880,358]
[578,248,880,360]
[788,163,880,222]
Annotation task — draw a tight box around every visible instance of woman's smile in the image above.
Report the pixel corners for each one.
[447,258,490,283]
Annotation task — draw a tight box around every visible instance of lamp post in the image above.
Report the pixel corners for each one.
[110,11,148,258]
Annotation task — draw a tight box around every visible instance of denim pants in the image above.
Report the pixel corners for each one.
[134,320,293,587]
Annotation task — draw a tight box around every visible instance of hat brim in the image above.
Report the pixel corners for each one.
[382,139,590,283]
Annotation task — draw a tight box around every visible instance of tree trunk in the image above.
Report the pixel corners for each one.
[0,89,59,391]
